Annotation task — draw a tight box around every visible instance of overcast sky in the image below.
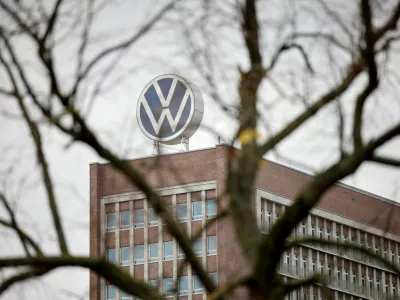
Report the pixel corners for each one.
[1,0,400,299]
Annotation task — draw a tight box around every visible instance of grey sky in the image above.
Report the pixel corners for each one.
[1,0,400,299]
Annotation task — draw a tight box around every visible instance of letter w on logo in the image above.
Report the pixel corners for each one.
[142,79,190,134]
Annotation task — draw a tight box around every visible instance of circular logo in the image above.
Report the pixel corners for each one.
[137,74,204,145]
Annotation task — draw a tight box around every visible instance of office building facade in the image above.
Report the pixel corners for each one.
[90,145,400,300]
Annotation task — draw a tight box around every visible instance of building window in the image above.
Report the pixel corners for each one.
[266,210,272,223]
[302,257,307,270]
[120,291,130,300]
[326,229,331,240]
[207,236,217,255]
[134,210,144,228]
[193,275,203,294]
[319,262,323,273]
[120,247,130,266]
[120,211,130,230]
[377,279,381,291]
[285,253,290,265]
[206,200,217,218]
[163,205,173,224]
[392,283,396,296]
[107,249,115,262]
[318,227,323,239]
[177,203,187,222]
[106,213,116,232]
[368,276,372,288]
[150,279,159,288]
[178,246,185,259]
[178,276,188,296]
[312,260,316,272]
[391,250,395,263]
[149,243,159,263]
[301,222,306,235]
[163,278,173,297]
[163,241,173,261]
[192,201,202,221]
[149,208,158,226]
[106,285,116,300]
[194,238,202,256]
[311,225,315,237]
[209,272,218,285]
[135,245,144,265]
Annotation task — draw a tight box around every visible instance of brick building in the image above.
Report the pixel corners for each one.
[90,144,400,300]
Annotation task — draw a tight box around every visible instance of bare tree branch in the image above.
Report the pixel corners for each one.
[267,43,314,74]
[369,155,400,167]
[0,41,69,255]
[208,275,251,300]
[41,0,63,44]
[69,0,178,99]
[0,193,30,256]
[283,273,333,300]
[0,218,42,256]
[258,57,364,156]
[353,0,379,148]
[0,256,164,300]
[0,268,48,296]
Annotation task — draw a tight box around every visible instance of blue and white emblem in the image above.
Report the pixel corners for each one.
[137,74,204,144]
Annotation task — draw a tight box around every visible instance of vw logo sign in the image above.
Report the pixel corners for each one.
[137,74,204,145]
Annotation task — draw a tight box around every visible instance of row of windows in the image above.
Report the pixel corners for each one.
[107,236,217,265]
[261,201,400,268]
[106,200,217,231]
[106,273,218,299]
[281,254,399,298]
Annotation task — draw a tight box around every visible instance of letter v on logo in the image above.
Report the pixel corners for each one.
[141,78,190,134]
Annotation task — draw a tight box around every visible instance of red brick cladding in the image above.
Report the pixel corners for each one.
[255,157,400,235]
[98,148,217,196]
[90,164,102,300]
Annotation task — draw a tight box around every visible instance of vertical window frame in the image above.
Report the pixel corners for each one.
[163,241,173,261]
[107,248,116,263]
[206,199,217,219]
[163,278,174,297]
[134,245,144,265]
[193,275,203,294]
[106,213,116,232]
[106,285,116,300]
[120,247,130,266]
[177,203,187,223]
[120,211,130,231]
[149,243,159,263]
[207,236,217,256]
[149,208,158,227]
[192,201,202,221]
[134,209,144,229]
[178,276,188,296]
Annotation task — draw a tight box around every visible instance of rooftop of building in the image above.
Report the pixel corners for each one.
[91,143,400,207]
